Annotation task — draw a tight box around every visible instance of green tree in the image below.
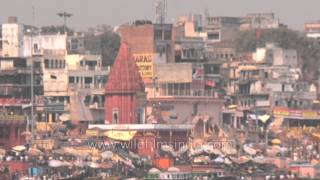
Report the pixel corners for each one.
[84,25,120,66]
[235,27,305,52]
[41,25,73,34]
[235,28,320,81]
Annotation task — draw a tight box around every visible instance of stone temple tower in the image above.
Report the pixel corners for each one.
[104,42,146,124]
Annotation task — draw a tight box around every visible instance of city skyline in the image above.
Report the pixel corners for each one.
[0,0,319,30]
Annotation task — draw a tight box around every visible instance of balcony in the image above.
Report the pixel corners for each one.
[69,83,105,92]
[89,102,104,110]
[158,89,223,98]
[273,91,317,100]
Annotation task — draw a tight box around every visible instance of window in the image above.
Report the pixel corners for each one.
[207,32,220,40]
[193,103,198,115]
[55,60,58,68]
[154,29,162,40]
[164,30,172,40]
[15,127,19,138]
[85,77,92,84]
[0,127,10,139]
[69,76,75,83]
[49,60,53,68]
[44,59,49,68]
[112,109,119,124]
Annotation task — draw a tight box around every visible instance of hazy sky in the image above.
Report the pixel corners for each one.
[0,0,319,31]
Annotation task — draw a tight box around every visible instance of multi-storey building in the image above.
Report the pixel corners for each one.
[2,17,24,57]
[0,56,43,149]
[66,54,108,124]
[305,21,320,39]
[204,16,242,42]
[221,44,317,133]
[241,13,280,30]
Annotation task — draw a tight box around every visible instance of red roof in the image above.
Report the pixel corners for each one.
[105,42,145,93]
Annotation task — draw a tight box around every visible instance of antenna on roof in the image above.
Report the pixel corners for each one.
[155,0,167,24]
[57,12,73,34]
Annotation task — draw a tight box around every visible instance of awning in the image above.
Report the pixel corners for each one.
[49,160,63,167]
[104,131,137,141]
[271,139,281,145]
[243,145,257,156]
[101,151,113,159]
[86,129,100,137]
[228,105,237,109]
[0,148,6,156]
[248,114,271,123]
[312,133,320,139]
[12,145,26,152]
[229,156,250,164]
[59,113,71,122]
[258,115,271,123]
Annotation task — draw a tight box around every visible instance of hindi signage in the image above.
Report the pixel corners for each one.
[273,107,320,119]
[133,53,154,78]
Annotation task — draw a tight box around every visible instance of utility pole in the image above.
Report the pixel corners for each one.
[256,13,262,48]
[57,12,73,34]
[155,0,167,24]
[152,77,159,121]
[30,6,35,145]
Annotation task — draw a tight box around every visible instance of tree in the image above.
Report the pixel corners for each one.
[235,28,320,81]
[235,27,305,52]
[41,25,73,34]
[84,25,120,66]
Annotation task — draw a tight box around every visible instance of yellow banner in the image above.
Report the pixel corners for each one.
[273,108,289,116]
[303,111,318,118]
[35,139,55,150]
[0,115,25,121]
[133,54,153,78]
[86,129,99,137]
[104,131,137,141]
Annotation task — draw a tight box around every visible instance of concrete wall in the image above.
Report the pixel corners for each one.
[147,100,223,125]
[273,49,298,67]
[118,24,154,54]
[65,54,102,70]
[154,63,193,83]
[2,23,24,57]
[24,34,67,57]
[43,69,68,96]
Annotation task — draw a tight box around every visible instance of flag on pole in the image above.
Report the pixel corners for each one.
[205,80,215,87]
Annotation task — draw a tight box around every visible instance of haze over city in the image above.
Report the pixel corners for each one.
[0,0,320,30]
[1,0,320,179]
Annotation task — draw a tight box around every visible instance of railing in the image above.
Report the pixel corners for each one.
[158,89,223,98]
[69,83,105,90]
[256,100,271,107]
[273,91,317,100]
[88,102,104,109]
[0,67,42,73]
